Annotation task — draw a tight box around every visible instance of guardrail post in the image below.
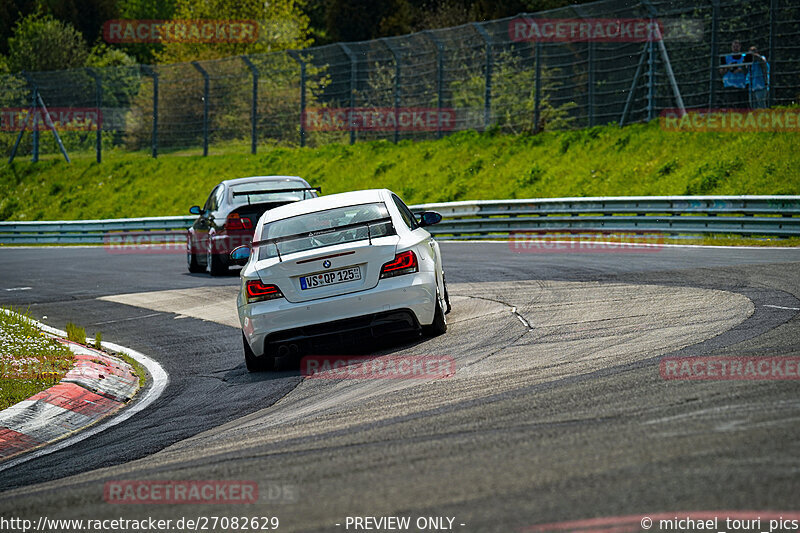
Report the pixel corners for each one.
[191,61,210,156]
[709,0,720,109]
[241,55,259,154]
[768,0,777,108]
[534,42,542,132]
[472,23,493,131]
[141,66,158,158]
[423,31,445,139]
[287,50,306,147]
[381,39,402,144]
[337,43,357,145]
[86,69,103,163]
[588,41,595,127]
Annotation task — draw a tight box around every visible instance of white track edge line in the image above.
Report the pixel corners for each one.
[0,310,169,473]
[436,240,800,250]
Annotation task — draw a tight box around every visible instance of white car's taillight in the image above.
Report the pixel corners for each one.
[246,280,284,303]
[379,250,418,279]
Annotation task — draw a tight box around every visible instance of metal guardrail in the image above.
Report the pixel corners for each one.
[1,196,799,245]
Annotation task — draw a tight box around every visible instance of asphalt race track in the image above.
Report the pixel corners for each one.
[0,243,799,532]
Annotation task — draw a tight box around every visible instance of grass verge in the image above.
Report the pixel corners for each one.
[115,351,146,388]
[0,307,74,410]
[1,120,798,221]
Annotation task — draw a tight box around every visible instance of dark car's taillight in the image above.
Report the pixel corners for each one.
[225,213,253,231]
[246,280,283,303]
[380,250,419,279]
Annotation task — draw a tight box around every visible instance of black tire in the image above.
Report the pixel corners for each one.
[442,273,451,314]
[207,247,227,276]
[187,250,204,273]
[423,293,447,336]
[243,333,274,372]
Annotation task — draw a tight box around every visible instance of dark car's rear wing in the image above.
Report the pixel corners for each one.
[232,186,321,198]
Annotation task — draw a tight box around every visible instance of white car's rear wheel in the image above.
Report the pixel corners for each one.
[243,333,274,372]
[423,290,447,337]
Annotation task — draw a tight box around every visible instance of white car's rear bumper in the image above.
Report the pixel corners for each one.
[238,272,437,358]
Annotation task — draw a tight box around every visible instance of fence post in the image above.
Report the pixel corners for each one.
[32,90,39,162]
[141,66,158,158]
[20,74,40,162]
[337,43,357,145]
[241,56,259,154]
[472,23,493,131]
[287,50,306,147]
[620,42,648,127]
[423,31,445,139]
[86,69,103,163]
[709,0,720,109]
[534,42,542,132]
[380,39,402,144]
[588,41,595,127]
[768,0,777,107]
[647,23,656,121]
[191,62,210,157]
[8,74,35,164]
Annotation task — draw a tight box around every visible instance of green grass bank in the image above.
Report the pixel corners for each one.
[1,121,798,221]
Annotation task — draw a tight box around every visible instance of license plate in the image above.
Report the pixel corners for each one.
[300,266,361,290]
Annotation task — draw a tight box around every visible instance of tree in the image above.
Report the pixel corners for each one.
[86,43,137,68]
[156,0,311,63]
[324,0,395,42]
[116,0,178,63]
[6,12,88,72]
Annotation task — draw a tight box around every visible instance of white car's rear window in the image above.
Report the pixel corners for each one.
[256,202,394,260]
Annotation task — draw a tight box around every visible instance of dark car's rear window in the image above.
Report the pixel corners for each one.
[229,181,316,206]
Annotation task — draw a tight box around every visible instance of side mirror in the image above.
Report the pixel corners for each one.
[230,245,251,266]
[418,211,443,227]
[189,205,202,215]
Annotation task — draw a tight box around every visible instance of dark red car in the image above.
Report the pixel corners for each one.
[187,176,319,275]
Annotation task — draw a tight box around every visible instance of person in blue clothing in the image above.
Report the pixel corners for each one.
[719,39,748,109]
[746,46,770,109]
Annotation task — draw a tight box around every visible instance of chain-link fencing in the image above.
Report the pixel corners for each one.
[1,0,798,161]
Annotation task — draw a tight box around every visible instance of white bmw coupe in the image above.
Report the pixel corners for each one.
[230,189,450,372]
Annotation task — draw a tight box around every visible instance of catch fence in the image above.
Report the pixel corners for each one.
[1,0,798,161]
